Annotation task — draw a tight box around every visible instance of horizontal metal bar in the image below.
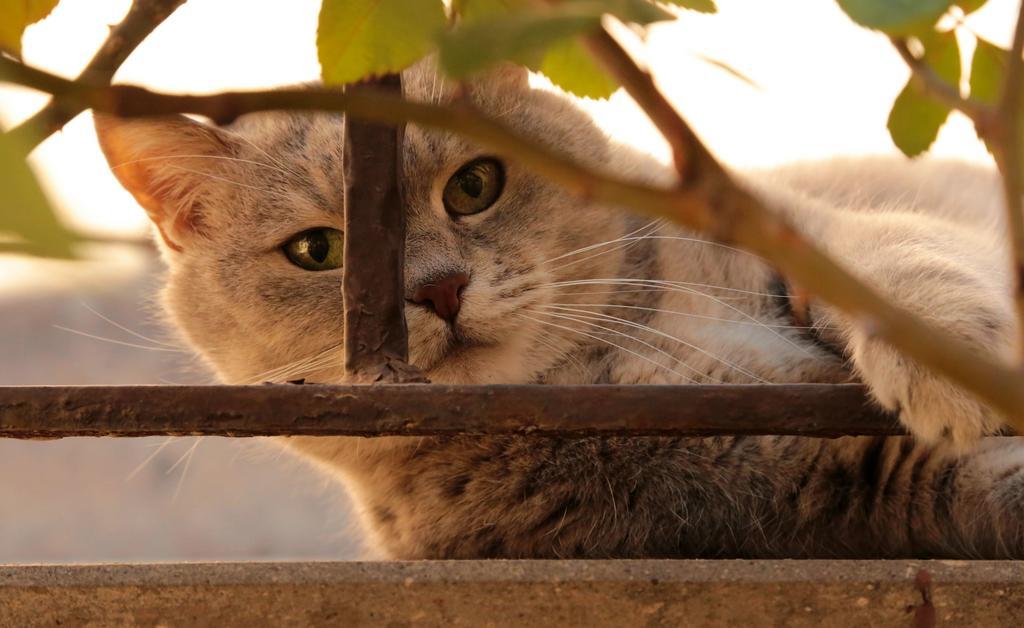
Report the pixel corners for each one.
[0,383,901,438]
[1,559,1019,626]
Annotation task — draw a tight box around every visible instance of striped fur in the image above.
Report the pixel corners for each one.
[95,59,1022,558]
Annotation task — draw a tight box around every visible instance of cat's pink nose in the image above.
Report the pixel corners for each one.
[411,272,470,322]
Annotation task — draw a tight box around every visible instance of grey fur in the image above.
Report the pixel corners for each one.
[94,59,1024,559]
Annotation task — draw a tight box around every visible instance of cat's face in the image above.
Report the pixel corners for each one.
[96,62,651,385]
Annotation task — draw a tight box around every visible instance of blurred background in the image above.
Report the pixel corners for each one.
[0,0,1016,563]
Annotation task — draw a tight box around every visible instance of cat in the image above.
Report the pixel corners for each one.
[94,59,1024,559]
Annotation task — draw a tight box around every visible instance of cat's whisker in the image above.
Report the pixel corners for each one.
[539,278,784,299]
[546,301,829,330]
[529,308,736,384]
[535,305,769,383]
[171,437,203,503]
[538,278,820,358]
[53,325,187,353]
[213,126,310,181]
[164,166,288,194]
[541,219,663,265]
[527,308,705,379]
[165,437,200,475]
[242,342,346,384]
[615,234,761,259]
[550,287,747,301]
[78,302,184,349]
[531,309,709,384]
[546,237,653,273]
[532,329,592,380]
[543,228,766,274]
[125,437,175,482]
[516,312,701,384]
[246,343,342,379]
[251,354,344,385]
[429,72,438,106]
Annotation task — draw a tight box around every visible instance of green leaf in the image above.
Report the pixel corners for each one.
[456,0,526,21]
[967,38,1024,181]
[607,0,676,23]
[442,0,670,94]
[886,30,960,157]
[969,37,1007,105]
[317,0,446,85]
[0,131,76,258]
[837,0,954,34]
[440,8,597,78]
[540,38,618,99]
[0,0,59,57]
[457,0,675,23]
[658,0,717,13]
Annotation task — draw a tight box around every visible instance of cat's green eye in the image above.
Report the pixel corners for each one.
[443,157,505,216]
[283,228,344,271]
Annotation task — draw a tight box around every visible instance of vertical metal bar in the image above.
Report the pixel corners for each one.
[342,74,425,383]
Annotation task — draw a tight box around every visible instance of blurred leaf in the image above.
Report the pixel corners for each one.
[442,0,670,96]
[606,0,676,23]
[837,0,953,34]
[456,0,525,20]
[440,8,597,78]
[969,37,1007,105]
[0,0,59,57]
[317,0,446,85]
[0,132,76,258]
[659,0,716,13]
[454,0,617,97]
[459,0,675,22]
[887,30,960,157]
[540,38,618,99]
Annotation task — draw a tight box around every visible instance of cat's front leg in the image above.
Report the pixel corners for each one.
[801,209,1017,449]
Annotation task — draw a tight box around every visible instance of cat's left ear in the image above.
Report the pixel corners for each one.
[94,114,234,252]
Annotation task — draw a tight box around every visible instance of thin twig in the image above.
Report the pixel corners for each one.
[2,55,1024,424]
[581,29,697,183]
[890,37,995,126]
[6,0,186,151]
[995,2,1024,360]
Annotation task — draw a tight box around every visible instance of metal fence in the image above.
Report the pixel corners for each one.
[0,76,1015,627]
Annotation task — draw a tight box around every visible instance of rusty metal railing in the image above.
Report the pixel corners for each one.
[4,72,1021,628]
[0,74,906,441]
[0,72,911,441]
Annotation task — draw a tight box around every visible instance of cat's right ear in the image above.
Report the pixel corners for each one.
[94,114,233,252]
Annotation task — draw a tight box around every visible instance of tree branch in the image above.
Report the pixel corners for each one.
[6,0,186,151]
[2,54,1024,425]
[581,25,1024,427]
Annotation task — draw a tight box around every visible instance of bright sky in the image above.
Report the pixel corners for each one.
[0,0,1018,288]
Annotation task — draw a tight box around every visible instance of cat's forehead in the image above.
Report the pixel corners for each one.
[226,64,526,197]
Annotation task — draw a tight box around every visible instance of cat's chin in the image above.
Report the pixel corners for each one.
[420,344,532,385]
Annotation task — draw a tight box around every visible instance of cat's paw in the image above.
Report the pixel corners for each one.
[850,334,1004,451]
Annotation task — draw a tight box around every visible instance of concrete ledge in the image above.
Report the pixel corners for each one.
[2,560,1022,626]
